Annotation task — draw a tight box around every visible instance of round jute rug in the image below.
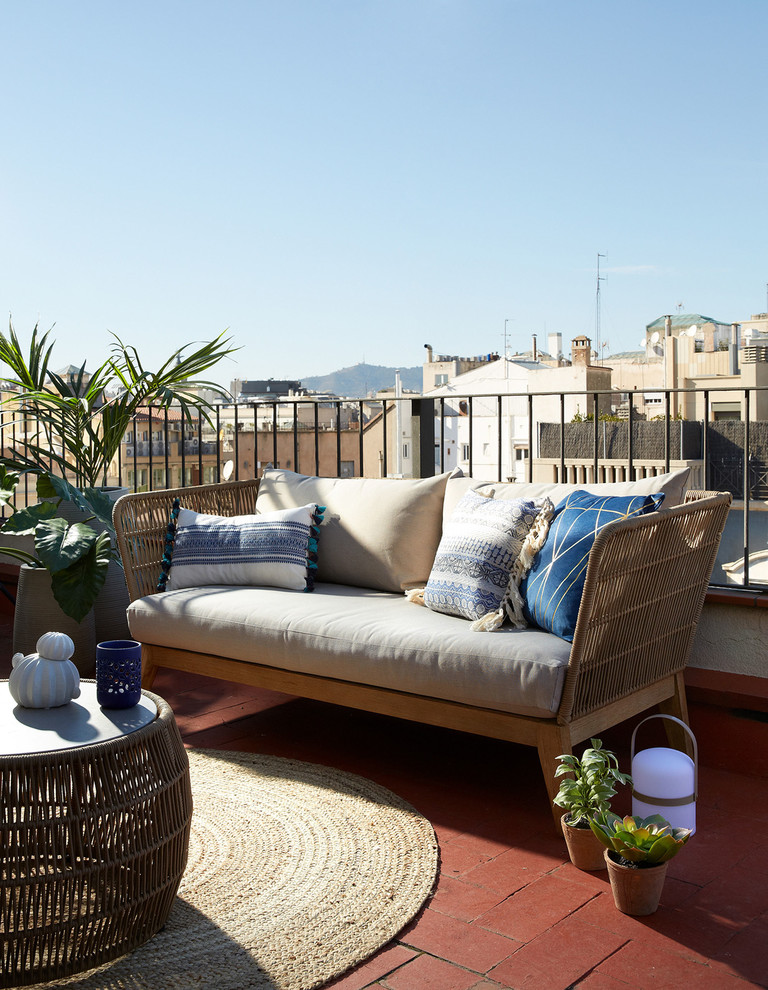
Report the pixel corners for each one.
[34,748,438,990]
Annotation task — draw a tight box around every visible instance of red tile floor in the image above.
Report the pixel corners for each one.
[149,667,768,990]
[3,605,766,989]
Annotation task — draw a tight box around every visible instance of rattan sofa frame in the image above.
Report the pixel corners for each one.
[113,480,731,829]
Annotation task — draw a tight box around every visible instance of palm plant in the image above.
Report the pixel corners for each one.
[0,322,235,489]
[0,321,236,621]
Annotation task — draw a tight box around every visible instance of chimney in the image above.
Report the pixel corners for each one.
[571,336,591,366]
[424,344,433,363]
[730,324,740,376]
[532,334,538,361]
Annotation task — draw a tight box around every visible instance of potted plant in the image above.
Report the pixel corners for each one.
[0,322,236,665]
[554,738,633,871]
[590,812,692,915]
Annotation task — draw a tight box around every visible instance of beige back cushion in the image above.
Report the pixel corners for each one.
[255,469,450,593]
[443,467,690,524]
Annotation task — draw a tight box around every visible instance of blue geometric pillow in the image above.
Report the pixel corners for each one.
[158,501,324,593]
[423,489,549,622]
[521,490,664,642]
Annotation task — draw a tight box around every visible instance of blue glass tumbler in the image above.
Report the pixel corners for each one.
[96,640,142,708]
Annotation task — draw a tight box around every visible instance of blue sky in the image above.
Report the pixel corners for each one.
[2,1,766,389]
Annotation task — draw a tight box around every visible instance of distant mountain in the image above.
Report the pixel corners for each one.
[300,363,422,397]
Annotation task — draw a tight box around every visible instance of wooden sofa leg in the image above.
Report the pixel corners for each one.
[658,671,695,759]
[141,647,159,689]
[537,724,573,833]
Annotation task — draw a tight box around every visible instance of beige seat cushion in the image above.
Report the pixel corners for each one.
[129,584,571,719]
[255,469,450,593]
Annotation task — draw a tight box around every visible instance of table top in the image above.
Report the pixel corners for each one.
[1,680,158,757]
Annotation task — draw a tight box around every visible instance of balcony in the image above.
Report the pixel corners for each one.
[1,391,767,987]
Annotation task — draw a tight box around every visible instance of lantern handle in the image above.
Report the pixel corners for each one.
[631,714,698,800]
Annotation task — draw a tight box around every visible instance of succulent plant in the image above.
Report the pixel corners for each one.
[590,813,692,866]
[553,738,633,827]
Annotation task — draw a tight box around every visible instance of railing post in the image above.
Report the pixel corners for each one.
[527,394,534,483]
[411,398,435,479]
[743,389,750,586]
[497,394,503,483]
[593,393,599,483]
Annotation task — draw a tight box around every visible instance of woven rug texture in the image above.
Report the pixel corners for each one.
[32,748,438,990]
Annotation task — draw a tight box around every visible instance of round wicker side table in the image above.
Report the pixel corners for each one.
[1,682,192,988]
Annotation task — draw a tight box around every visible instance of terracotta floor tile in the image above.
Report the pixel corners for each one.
[711,915,768,987]
[439,842,494,879]
[381,954,481,990]
[447,831,526,860]
[551,860,612,892]
[576,971,642,989]
[685,864,768,927]
[400,908,518,974]
[737,839,768,876]
[569,892,713,964]
[463,844,567,895]
[477,874,597,944]
[666,829,744,887]
[597,939,756,989]
[428,876,508,923]
[487,917,627,990]
[328,945,418,989]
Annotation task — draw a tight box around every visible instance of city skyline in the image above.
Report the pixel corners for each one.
[2,2,766,389]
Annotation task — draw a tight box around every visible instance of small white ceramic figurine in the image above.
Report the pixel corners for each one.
[9,631,82,708]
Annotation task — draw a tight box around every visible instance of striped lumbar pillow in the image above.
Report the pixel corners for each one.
[158,501,324,593]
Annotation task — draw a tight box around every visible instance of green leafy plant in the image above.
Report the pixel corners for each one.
[590,813,692,867]
[553,738,633,828]
[0,322,237,622]
[0,321,235,488]
[0,464,113,622]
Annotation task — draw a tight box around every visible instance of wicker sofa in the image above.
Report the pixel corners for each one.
[113,470,731,828]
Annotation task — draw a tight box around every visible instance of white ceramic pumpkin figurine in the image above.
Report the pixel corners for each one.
[8,631,82,709]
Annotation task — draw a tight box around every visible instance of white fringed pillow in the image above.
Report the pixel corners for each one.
[409,489,553,629]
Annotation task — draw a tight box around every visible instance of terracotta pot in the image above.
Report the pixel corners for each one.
[604,850,668,915]
[561,815,607,871]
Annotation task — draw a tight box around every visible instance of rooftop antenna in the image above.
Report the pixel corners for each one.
[596,253,605,364]
[503,318,512,377]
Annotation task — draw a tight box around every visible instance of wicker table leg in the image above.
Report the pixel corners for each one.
[1,694,192,988]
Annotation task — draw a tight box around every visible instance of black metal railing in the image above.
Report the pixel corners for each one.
[3,383,768,590]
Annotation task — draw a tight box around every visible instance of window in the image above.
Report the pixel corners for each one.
[515,447,528,461]
[152,468,166,490]
[340,460,355,478]
[435,374,448,385]
[402,443,410,460]
[462,444,470,461]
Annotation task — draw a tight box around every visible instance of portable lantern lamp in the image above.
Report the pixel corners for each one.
[631,714,697,834]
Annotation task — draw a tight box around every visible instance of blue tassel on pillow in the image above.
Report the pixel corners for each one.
[157,498,181,592]
[304,504,326,591]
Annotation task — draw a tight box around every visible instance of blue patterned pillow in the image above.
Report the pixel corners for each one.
[422,489,549,622]
[158,501,324,592]
[521,490,664,642]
